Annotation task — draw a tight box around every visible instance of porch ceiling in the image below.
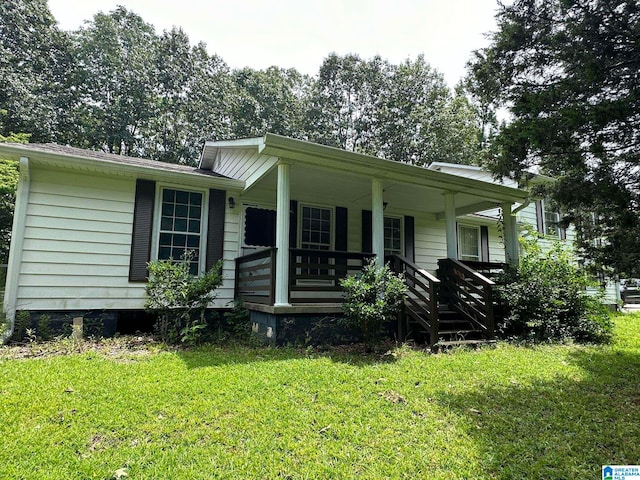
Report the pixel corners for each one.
[246,163,516,216]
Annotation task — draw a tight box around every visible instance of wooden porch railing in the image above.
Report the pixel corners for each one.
[235,248,277,305]
[236,248,374,305]
[390,255,440,343]
[437,258,495,339]
[460,260,507,282]
[289,249,372,303]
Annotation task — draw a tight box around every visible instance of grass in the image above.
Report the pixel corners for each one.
[0,314,639,479]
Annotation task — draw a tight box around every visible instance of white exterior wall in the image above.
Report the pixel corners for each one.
[17,167,141,311]
[414,216,448,275]
[14,166,239,312]
[218,201,241,308]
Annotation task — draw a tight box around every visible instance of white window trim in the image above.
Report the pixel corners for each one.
[542,199,561,238]
[384,215,404,256]
[151,183,209,275]
[458,224,481,262]
[296,204,334,286]
[297,203,334,250]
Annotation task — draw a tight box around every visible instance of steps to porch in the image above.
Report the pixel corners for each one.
[405,304,497,351]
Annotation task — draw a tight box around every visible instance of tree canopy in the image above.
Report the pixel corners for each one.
[468,0,640,276]
[0,2,485,167]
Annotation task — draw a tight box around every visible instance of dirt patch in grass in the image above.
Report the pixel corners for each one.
[0,335,163,360]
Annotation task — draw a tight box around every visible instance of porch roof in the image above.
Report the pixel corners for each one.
[201,134,529,215]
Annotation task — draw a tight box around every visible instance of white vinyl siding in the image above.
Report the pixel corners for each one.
[414,216,448,276]
[214,148,278,188]
[16,167,143,310]
[14,166,240,311]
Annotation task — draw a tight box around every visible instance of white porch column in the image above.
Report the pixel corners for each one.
[501,202,519,266]
[444,191,458,259]
[275,161,291,306]
[371,178,384,267]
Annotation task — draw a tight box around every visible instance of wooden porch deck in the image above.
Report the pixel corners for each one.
[235,248,505,349]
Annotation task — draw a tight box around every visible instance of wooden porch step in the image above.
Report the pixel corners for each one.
[435,339,497,348]
[438,329,479,335]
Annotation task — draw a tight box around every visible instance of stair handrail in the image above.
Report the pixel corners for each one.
[391,255,440,284]
[390,255,440,343]
[438,258,495,339]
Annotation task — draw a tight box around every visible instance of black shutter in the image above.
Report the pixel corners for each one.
[335,206,348,276]
[335,207,348,251]
[480,225,490,262]
[289,200,298,248]
[129,179,155,282]
[362,210,372,253]
[206,189,226,271]
[404,215,415,262]
[535,200,545,234]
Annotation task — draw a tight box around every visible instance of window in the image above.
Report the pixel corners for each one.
[301,205,332,251]
[384,216,402,256]
[157,188,203,275]
[458,225,480,262]
[544,203,561,237]
[300,205,332,276]
[537,199,563,238]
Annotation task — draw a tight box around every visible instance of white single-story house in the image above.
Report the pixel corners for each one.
[0,134,617,345]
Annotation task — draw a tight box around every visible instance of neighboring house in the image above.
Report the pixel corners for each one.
[0,134,612,345]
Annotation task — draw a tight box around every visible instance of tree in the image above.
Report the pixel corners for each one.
[377,56,482,165]
[0,0,75,143]
[140,28,235,164]
[468,0,640,276]
[305,53,389,153]
[231,66,309,139]
[71,7,158,156]
[305,54,483,164]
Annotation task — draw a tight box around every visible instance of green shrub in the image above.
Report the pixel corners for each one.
[145,253,223,345]
[218,303,254,343]
[340,259,407,346]
[10,310,31,342]
[496,236,612,343]
[37,314,52,341]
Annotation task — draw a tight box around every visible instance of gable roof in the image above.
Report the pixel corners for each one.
[0,143,244,190]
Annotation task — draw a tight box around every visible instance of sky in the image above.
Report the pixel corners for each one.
[47,0,505,88]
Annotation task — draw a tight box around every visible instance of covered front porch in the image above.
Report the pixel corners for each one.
[202,134,529,346]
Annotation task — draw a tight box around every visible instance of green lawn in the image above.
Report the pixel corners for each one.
[1,314,639,480]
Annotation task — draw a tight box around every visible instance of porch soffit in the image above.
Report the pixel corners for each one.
[243,163,513,217]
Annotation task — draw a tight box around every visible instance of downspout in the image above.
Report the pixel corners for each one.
[2,157,30,343]
[511,197,531,216]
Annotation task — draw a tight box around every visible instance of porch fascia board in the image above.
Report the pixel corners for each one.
[435,201,499,220]
[201,133,530,204]
[259,134,529,205]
